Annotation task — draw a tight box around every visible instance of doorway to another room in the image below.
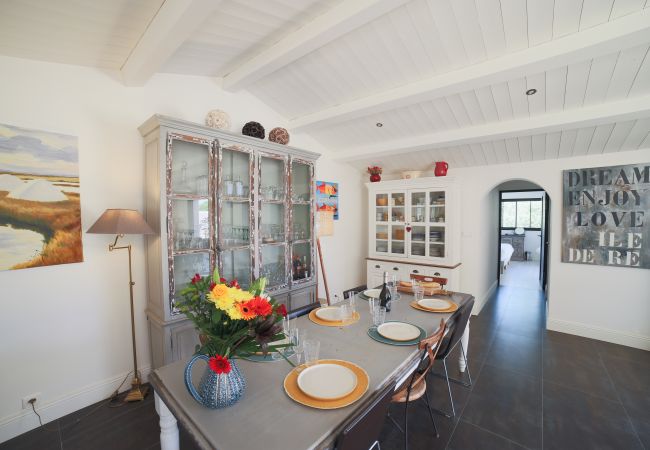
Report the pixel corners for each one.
[498,189,550,291]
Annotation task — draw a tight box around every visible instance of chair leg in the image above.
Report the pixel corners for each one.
[387,409,404,434]
[424,387,440,438]
[404,401,409,450]
[432,358,456,418]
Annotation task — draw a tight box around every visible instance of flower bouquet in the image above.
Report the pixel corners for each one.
[177,269,289,369]
[177,270,290,408]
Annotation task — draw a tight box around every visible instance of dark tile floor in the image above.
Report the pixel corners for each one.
[3,265,649,450]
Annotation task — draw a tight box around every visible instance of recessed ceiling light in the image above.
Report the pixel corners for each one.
[526,88,537,96]
[376,122,383,127]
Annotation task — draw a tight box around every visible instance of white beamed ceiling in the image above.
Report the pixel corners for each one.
[1,0,649,170]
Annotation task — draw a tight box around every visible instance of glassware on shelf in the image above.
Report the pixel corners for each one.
[235,176,244,197]
[196,175,208,196]
[175,161,193,194]
[224,175,234,196]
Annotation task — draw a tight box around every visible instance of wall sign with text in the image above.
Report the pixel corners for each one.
[562,163,649,269]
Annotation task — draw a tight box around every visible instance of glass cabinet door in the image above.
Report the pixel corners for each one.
[428,190,446,259]
[167,134,214,312]
[290,159,313,284]
[217,142,253,289]
[259,154,288,290]
[389,192,406,256]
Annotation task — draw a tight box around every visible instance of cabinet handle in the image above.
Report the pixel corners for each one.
[374,265,381,269]
[434,272,441,276]
[412,269,419,274]
[393,267,399,271]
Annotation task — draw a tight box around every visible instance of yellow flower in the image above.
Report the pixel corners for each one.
[226,305,243,320]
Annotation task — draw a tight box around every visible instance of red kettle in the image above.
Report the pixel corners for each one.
[434,161,448,176]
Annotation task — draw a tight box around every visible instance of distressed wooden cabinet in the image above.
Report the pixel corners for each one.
[140,115,319,369]
[366,177,461,290]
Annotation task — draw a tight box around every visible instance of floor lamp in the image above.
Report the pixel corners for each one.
[88,209,154,402]
[316,211,334,306]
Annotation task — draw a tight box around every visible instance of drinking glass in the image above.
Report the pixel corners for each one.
[303,340,320,366]
[340,304,353,322]
[346,291,357,313]
[372,306,387,327]
[368,298,378,315]
[413,285,425,301]
[282,316,294,339]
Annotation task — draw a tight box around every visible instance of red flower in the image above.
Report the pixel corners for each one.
[219,277,227,284]
[248,296,273,317]
[209,282,216,290]
[191,273,201,284]
[208,355,231,374]
[275,304,287,317]
[228,279,240,289]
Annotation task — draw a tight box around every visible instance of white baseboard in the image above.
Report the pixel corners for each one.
[0,365,151,444]
[472,280,497,315]
[547,318,650,351]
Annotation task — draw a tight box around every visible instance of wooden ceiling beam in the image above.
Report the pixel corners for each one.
[334,95,650,162]
[291,9,650,131]
[221,0,409,91]
[121,0,221,86]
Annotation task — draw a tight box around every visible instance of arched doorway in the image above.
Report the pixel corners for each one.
[492,180,550,293]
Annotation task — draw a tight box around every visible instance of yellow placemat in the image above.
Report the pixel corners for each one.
[283,359,369,409]
[308,309,360,327]
[409,300,458,314]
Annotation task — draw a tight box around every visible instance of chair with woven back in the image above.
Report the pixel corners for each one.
[388,319,447,450]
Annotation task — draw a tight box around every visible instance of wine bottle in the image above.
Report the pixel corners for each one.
[379,272,392,312]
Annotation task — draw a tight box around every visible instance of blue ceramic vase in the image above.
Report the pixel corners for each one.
[184,354,246,409]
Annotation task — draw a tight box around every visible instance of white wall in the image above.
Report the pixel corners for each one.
[378,149,650,349]
[452,150,650,349]
[0,55,365,442]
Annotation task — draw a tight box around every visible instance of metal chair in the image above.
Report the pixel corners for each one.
[430,297,475,418]
[388,319,447,450]
[335,383,394,450]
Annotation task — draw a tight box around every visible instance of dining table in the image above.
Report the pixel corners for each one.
[149,290,474,450]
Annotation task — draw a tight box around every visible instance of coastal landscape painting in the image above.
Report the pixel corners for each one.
[316,180,339,220]
[0,123,83,270]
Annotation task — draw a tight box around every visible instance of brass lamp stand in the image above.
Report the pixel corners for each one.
[88,209,154,403]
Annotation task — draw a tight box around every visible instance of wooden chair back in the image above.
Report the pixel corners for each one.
[409,274,448,288]
[397,319,446,394]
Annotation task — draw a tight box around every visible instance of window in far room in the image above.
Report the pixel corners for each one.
[501,199,542,230]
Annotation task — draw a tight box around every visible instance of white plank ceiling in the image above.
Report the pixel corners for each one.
[1,0,649,170]
[0,0,164,69]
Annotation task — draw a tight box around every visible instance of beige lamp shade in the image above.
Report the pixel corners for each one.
[316,211,334,238]
[87,209,154,235]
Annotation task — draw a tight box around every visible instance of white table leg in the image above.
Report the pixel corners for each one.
[458,322,470,373]
[155,392,180,450]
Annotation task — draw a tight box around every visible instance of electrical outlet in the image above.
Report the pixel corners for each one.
[22,393,41,409]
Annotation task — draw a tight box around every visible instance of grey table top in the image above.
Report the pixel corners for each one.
[150,291,473,450]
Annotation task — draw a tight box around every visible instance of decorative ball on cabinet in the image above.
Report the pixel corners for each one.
[269,127,290,145]
[205,110,231,130]
[242,121,265,139]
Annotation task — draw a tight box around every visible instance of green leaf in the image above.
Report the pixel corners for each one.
[212,267,221,283]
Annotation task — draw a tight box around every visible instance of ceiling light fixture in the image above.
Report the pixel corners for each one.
[376,122,383,127]
[526,88,537,96]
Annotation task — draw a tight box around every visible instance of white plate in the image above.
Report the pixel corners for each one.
[363,289,381,298]
[417,298,452,311]
[297,363,358,400]
[315,306,341,322]
[377,322,421,341]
